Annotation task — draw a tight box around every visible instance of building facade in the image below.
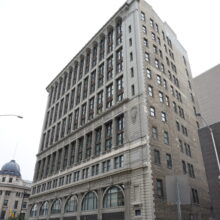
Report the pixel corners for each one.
[194,64,220,220]
[0,160,31,220]
[29,0,211,220]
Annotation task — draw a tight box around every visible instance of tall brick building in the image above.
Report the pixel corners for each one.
[28,0,211,219]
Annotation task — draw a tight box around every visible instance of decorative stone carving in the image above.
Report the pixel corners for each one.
[131,107,138,124]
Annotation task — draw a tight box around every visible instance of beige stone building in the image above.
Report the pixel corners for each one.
[28,0,211,219]
[0,160,31,220]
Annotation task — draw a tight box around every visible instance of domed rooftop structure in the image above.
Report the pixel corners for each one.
[0,160,21,177]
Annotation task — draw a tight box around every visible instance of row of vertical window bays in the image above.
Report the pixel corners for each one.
[140,11,173,51]
[47,18,123,110]
[155,178,200,204]
[32,155,124,195]
[145,66,196,109]
[2,199,27,209]
[147,83,185,119]
[153,149,195,178]
[149,105,189,138]
[37,114,124,180]
[140,12,175,63]
[44,68,124,132]
[41,82,125,152]
[151,124,192,158]
[0,190,30,198]
[144,50,194,98]
[143,33,192,87]
[140,13,193,87]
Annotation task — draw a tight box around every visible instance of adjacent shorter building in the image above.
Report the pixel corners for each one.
[194,64,220,220]
[0,160,31,220]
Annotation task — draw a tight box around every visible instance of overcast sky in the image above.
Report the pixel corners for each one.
[0,0,219,181]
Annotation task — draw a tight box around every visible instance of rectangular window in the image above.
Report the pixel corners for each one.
[163,131,169,144]
[85,133,92,159]
[90,70,96,94]
[149,106,156,117]
[114,155,124,169]
[165,96,169,106]
[116,20,122,46]
[182,160,187,174]
[97,91,103,114]
[99,37,105,61]
[76,83,82,105]
[130,67,134,78]
[152,127,158,140]
[54,103,59,122]
[131,85,135,96]
[102,160,111,173]
[154,150,161,164]
[191,188,199,204]
[145,52,150,62]
[69,89,75,110]
[116,48,123,73]
[166,153,172,169]
[49,107,54,126]
[85,52,90,74]
[156,75,161,85]
[60,118,66,138]
[141,12,145,21]
[78,57,84,80]
[83,77,89,100]
[70,141,76,165]
[73,108,79,130]
[156,179,164,198]
[74,171,80,182]
[150,18,154,28]
[116,114,124,146]
[161,112,167,122]
[92,45,97,67]
[144,38,148,47]
[98,63,104,88]
[106,84,113,108]
[107,56,113,81]
[77,137,84,162]
[80,103,87,126]
[55,122,61,141]
[59,99,64,119]
[159,91,164,102]
[107,30,113,53]
[3,200,8,206]
[62,73,67,95]
[105,121,112,151]
[151,32,156,41]
[116,76,124,102]
[142,25,147,34]
[88,97,95,120]
[155,59,159,69]
[95,127,102,156]
[185,143,191,157]
[63,94,69,115]
[148,85,153,97]
[82,168,89,179]
[67,113,72,135]
[91,164,99,176]
[188,163,195,178]
[146,68,152,79]
[153,45,158,54]
[66,174,72,184]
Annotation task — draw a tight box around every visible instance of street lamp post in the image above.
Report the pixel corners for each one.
[196,113,220,180]
[0,114,23,119]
